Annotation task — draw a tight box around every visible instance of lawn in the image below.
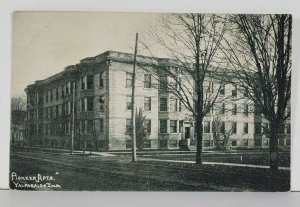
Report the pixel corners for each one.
[10,148,290,191]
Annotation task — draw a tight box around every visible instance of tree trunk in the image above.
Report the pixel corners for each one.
[196,116,203,164]
[269,121,280,191]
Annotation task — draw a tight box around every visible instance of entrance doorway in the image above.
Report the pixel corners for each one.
[185,127,190,139]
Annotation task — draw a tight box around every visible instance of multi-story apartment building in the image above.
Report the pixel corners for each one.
[24,51,291,151]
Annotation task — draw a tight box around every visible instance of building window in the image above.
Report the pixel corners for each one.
[66,82,69,94]
[175,77,181,90]
[126,72,133,87]
[99,95,105,112]
[50,90,53,102]
[56,88,59,101]
[99,118,104,133]
[126,140,132,149]
[179,101,182,112]
[159,75,168,90]
[243,140,248,147]
[204,121,210,133]
[81,120,86,134]
[81,77,86,90]
[220,122,225,134]
[160,98,168,111]
[145,119,151,134]
[36,93,39,104]
[48,108,52,119]
[254,104,261,116]
[87,120,94,133]
[100,72,104,88]
[87,75,94,89]
[81,98,85,111]
[220,103,225,114]
[56,105,59,117]
[286,123,291,134]
[170,98,178,112]
[170,120,177,133]
[144,97,151,111]
[244,88,249,97]
[169,140,178,148]
[243,123,248,134]
[175,67,182,74]
[220,84,225,95]
[232,140,237,146]
[204,140,211,147]
[207,81,213,93]
[279,124,285,134]
[52,106,56,118]
[159,120,167,133]
[58,104,61,116]
[232,85,237,97]
[61,86,65,98]
[286,106,291,117]
[126,96,132,110]
[243,104,249,116]
[143,140,151,148]
[263,140,269,146]
[232,122,237,134]
[255,123,262,135]
[51,107,54,118]
[126,119,132,134]
[144,74,151,88]
[44,108,48,119]
[45,124,48,135]
[68,102,71,114]
[262,123,269,135]
[254,139,262,147]
[160,140,168,148]
[66,122,70,135]
[279,139,284,146]
[87,97,93,111]
[232,104,237,115]
[61,103,65,115]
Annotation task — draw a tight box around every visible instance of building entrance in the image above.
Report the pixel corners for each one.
[185,127,190,139]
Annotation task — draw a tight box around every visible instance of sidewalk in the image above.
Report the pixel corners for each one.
[140,157,290,171]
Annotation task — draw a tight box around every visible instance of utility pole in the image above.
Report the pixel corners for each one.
[131,33,138,162]
[71,82,75,154]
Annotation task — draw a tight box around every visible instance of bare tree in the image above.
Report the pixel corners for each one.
[141,14,228,164]
[222,14,291,186]
[11,96,27,146]
[11,96,26,111]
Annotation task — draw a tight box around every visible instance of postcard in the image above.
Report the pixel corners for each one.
[10,12,291,191]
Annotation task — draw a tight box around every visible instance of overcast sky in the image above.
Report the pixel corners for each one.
[12,12,162,97]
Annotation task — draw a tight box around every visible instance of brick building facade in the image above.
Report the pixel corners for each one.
[25,51,291,151]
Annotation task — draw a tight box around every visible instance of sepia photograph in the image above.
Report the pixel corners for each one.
[10,11,291,192]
